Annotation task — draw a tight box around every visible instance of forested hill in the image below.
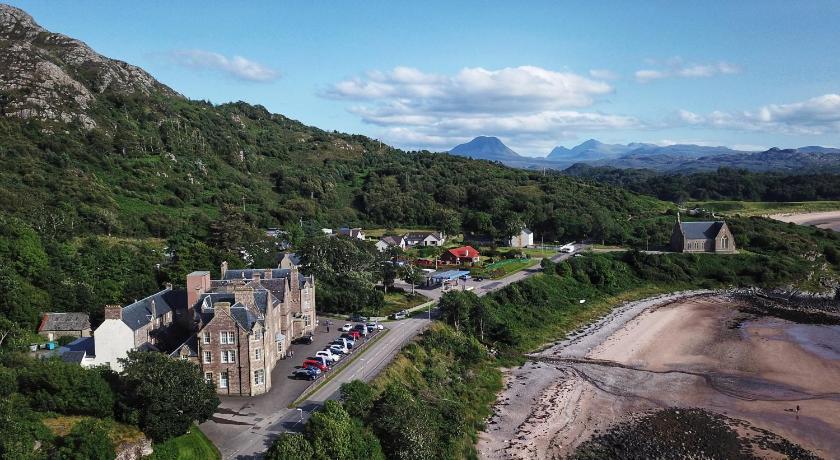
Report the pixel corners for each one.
[565,164,840,203]
[0,4,667,244]
[0,5,674,331]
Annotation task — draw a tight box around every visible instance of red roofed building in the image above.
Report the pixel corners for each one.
[439,246,481,265]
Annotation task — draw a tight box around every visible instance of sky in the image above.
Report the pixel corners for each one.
[8,1,840,156]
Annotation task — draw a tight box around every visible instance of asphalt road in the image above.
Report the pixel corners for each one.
[203,248,583,459]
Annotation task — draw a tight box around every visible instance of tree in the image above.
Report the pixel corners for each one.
[380,262,397,294]
[438,291,479,332]
[399,263,424,295]
[118,351,219,442]
[305,400,384,460]
[0,316,28,351]
[340,380,376,420]
[16,359,114,418]
[56,419,115,460]
[370,384,437,460]
[266,433,314,460]
[0,394,51,460]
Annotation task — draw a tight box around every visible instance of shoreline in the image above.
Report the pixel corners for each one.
[478,290,840,459]
[768,210,840,232]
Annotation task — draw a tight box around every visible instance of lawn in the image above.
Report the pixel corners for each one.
[521,247,559,258]
[686,200,840,217]
[361,291,429,316]
[148,425,220,460]
[472,258,539,279]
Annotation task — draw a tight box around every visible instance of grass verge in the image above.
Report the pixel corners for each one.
[147,425,220,460]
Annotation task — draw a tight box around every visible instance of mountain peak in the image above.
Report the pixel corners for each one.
[449,136,521,161]
[0,5,179,129]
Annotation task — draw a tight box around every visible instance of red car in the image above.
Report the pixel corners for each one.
[347,330,361,340]
[303,359,328,372]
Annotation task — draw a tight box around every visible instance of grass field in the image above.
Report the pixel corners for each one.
[375,291,428,317]
[521,247,558,258]
[148,425,220,460]
[473,258,539,279]
[687,200,840,217]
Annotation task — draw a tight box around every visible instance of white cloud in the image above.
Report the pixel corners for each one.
[589,69,619,80]
[635,58,741,83]
[169,50,280,82]
[327,66,637,152]
[677,94,840,135]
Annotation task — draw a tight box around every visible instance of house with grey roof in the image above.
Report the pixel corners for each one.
[37,312,91,342]
[87,286,188,371]
[376,235,406,252]
[338,227,366,240]
[670,215,736,253]
[403,231,445,247]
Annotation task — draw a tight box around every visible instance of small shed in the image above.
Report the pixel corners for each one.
[37,312,91,342]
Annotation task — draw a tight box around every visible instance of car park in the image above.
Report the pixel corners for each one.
[293,369,316,380]
[340,323,352,332]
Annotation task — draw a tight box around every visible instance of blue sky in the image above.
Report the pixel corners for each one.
[9,1,840,156]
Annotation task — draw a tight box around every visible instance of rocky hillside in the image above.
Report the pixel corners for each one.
[0,4,178,129]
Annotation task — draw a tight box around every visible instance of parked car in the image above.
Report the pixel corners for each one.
[353,323,368,332]
[292,335,314,345]
[350,314,368,322]
[303,359,328,372]
[340,323,352,332]
[338,335,356,347]
[293,369,316,380]
[328,344,348,355]
[346,330,361,340]
[391,311,408,320]
[316,350,339,362]
[312,355,330,367]
[334,337,354,349]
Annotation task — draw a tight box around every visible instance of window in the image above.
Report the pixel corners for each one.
[221,350,236,363]
[254,369,265,385]
[219,372,229,389]
[253,330,262,341]
[203,351,212,363]
[220,331,235,344]
[722,236,729,249]
[254,348,262,361]
[204,372,213,384]
[203,333,210,344]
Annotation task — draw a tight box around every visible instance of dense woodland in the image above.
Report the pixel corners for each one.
[565,164,840,203]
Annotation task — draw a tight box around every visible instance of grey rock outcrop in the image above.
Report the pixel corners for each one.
[0,4,180,128]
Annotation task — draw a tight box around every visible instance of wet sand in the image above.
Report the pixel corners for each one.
[770,210,840,232]
[479,293,840,459]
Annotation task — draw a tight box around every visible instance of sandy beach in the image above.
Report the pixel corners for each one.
[478,292,840,459]
[769,210,840,232]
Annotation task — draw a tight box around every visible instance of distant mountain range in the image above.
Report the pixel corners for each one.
[448,136,840,173]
